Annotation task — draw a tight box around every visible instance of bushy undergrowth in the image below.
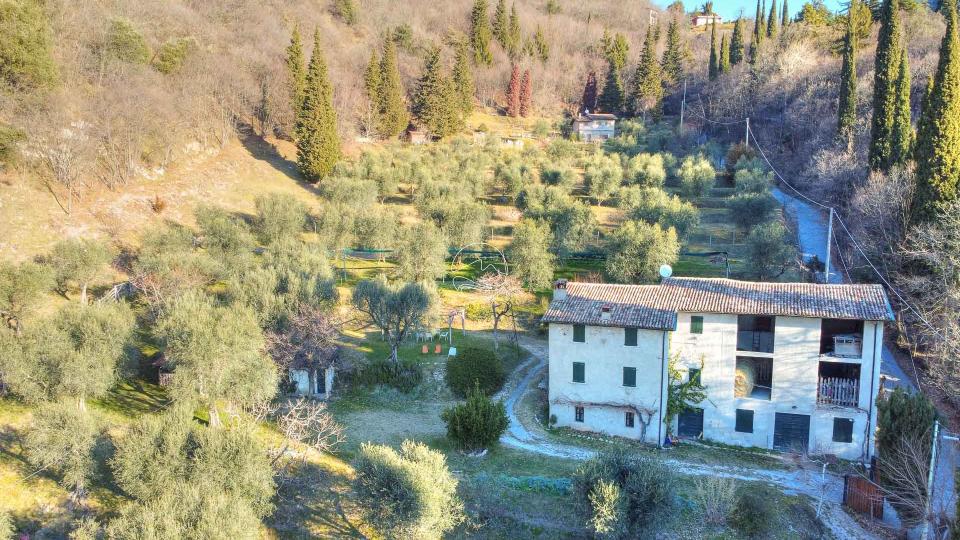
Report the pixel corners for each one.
[441,385,509,450]
[445,346,506,397]
[350,358,424,393]
[730,485,776,538]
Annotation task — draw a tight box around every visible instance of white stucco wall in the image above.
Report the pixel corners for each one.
[548,323,669,444]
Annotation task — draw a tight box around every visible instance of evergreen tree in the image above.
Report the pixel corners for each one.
[661,19,684,86]
[599,62,624,114]
[452,41,475,117]
[731,18,746,65]
[507,64,521,117]
[602,30,630,71]
[869,0,903,171]
[377,39,409,139]
[532,26,550,63]
[719,34,731,73]
[761,0,768,29]
[767,0,779,38]
[286,26,306,114]
[295,30,341,181]
[492,0,508,47]
[837,0,859,149]
[913,0,960,222]
[750,0,764,63]
[581,71,598,113]
[363,49,382,136]
[709,21,719,80]
[520,69,532,117]
[633,27,663,119]
[507,3,522,59]
[470,0,494,65]
[782,0,790,27]
[414,48,462,137]
[891,48,913,166]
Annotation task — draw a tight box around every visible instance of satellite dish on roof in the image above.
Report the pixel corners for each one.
[659,264,673,279]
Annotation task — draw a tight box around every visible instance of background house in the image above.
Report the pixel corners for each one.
[571,112,616,142]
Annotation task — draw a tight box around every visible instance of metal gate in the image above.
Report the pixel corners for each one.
[677,408,704,439]
[773,413,810,452]
[843,475,883,519]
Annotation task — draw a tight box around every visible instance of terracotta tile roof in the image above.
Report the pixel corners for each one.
[541,278,895,329]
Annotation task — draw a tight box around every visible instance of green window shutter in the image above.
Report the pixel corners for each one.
[624,328,638,346]
[573,324,586,342]
[691,316,704,334]
[735,409,754,433]
[623,367,636,387]
[573,362,585,383]
[832,418,854,443]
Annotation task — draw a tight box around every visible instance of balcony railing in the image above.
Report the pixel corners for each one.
[736,331,774,353]
[817,377,859,408]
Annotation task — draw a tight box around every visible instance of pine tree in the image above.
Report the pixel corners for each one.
[452,41,475,117]
[731,18,746,65]
[782,0,790,27]
[767,0,779,38]
[507,64,521,117]
[761,0,768,29]
[891,49,913,166]
[520,69,532,117]
[598,62,625,114]
[378,39,409,139]
[532,26,550,63]
[295,30,340,181]
[414,48,461,137]
[492,0,508,47]
[913,0,960,222]
[581,71,598,113]
[837,0,859,149]
[632,27,663,119]
[363,49,382,136]
[286,26,307,114]
[719,34,731,73]
[709,21,719,80]
[661,19,684,86]
[750,0,764,63]
[869,0,903,171]
[507,4,522,59]
[470,0,494,65]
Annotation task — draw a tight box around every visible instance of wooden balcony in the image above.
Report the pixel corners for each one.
[817,377,859,408]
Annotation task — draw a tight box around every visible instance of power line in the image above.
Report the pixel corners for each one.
[747,124,833,211]
[832,231,852,283]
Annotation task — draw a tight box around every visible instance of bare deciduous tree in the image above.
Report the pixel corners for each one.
[475,273,523,350]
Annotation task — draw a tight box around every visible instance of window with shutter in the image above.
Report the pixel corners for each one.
[624,328,638,346]
[572,362,585,383]
[573,324,585,342]
[691,316,704,334]
[832,418,854,443]
[623,367,636,387]
[625,412,635,427]
[735,409,754,433]
[575,406,584,422]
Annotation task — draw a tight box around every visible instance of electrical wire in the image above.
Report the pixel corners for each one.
[747,124,833,211]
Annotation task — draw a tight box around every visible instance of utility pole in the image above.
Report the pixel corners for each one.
[679,79,687,134]
[745,117,750,146]
[920,420,940,540]
[825,208,833,283]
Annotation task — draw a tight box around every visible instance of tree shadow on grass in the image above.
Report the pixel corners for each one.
[268,460,368,539]
[237,125,313,187]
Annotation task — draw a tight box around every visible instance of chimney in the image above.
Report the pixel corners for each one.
[600,304,612,321]
[553,279,568,301]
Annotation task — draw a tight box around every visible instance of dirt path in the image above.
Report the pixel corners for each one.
[497,335,879,540]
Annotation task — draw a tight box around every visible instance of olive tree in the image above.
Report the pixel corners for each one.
[154,292,278,426]
[24,400,100,497]
[508,219,555,290]
[677,155,716,197]
[194,205,256,277]
[744,221,796,281]
[0,261,52,334]
[395,222,448,283]
[604,221,679,284]
[351,277,432,363]
[48,238,116,303]
[253,193,308,245]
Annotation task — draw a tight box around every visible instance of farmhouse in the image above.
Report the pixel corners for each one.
[571,111,617,142]
[543,278,895,461]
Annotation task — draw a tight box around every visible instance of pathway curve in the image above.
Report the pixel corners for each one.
[496,335,877,539]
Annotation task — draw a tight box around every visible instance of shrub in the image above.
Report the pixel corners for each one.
[734,167,773,194]
[254,193,308,245]
[692,476,737,525]
[727,192,779,229]
[572,451,675,538]
[0,123,24,167]
[677,155,716,197]
[0,0,58,90]
[353,440,464,540]
[625,153,667,187]
[106,18,150,64]
[445,346,506,397]
[464,302,492,322]
[441,384,509,450]
[351,358,424,393]
[532,119,551,138]
[154,37,195,74]
[587,479,626,539]
[627,188,700,238]
[730,486,775,538]
[540,164,577,191]
[726,143,757,173]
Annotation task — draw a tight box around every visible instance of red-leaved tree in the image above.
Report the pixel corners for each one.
[507,64,521,117]
[519,69,532,117]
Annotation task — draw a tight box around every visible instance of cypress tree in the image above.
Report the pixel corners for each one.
[363,49,382,136]
[581,71,598,113]
[452,41,475,117]
[508,3,522,59]
[493,0,508,47]
[470,0,494,65]
[286,26,306,114]
[632,27,663,119]
[507,64,521,117]
[520,69,532,117]
[661,19,684,86]
[295,30,341,181]
[414,48,460,137]
[837,0,859,149]
[719,34,731,73]
[782,0,790,27]
[750,0,764,63]
[378,39,409,139]
[761,0,767,29]
[709,20,719,80]
[890,49,912,167]
[598,62,625,114]
[767,0,779,38]
[913,1,960,222]
[731,18,746,65]
[868,0,903,171]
